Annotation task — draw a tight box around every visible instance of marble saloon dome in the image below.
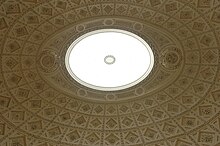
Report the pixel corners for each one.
[0,0,220,146]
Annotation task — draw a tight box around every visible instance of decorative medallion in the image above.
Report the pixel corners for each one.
[161,46,182,70]
[38,50,58,73]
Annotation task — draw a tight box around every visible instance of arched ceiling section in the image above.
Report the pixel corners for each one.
[0,0,220,146]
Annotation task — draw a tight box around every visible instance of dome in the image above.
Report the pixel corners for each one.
[0,0,220,146]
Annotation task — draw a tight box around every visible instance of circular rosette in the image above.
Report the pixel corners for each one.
[161,46,182,70]
[38,50,58,73]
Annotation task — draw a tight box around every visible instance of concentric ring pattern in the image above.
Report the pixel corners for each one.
[0,0,220,146]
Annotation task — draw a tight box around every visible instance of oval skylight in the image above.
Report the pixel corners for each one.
[65,29,154,91]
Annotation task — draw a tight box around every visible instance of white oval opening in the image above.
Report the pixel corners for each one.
[65,29,154,91]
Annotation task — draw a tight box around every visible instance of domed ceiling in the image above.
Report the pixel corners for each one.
[0,0,220,146]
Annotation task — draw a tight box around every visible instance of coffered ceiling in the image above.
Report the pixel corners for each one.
[0,0,220,146]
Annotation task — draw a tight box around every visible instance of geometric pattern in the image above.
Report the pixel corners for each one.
[0,0,220,146]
